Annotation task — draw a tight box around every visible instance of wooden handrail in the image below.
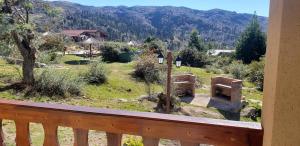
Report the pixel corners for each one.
[0,99,263,146]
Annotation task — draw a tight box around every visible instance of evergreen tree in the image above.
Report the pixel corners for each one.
[188,29,206,52]
[235,13,266,64]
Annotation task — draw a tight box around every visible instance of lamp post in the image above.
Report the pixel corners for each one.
[158,51,181,113]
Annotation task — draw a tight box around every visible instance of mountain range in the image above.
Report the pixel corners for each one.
[36,1,268,48]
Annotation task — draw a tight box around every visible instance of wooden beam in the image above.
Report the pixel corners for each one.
[180,141,199,146]
[0,99,262,146]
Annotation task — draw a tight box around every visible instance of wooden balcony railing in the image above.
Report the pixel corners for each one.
[0,99,263,146]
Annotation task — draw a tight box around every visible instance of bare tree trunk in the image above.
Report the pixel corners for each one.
[11,30,36,85]
[22,52,35,85]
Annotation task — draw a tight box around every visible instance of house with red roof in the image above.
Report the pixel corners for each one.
[62,30,107,42]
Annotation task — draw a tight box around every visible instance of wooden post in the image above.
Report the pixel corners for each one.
[263,0,300,145]
[166,51,173,113]
[89,44,92,59]
[0,119,5,146]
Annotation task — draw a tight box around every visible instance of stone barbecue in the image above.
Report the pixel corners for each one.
[172,74,196,97]
[211,76,242,104]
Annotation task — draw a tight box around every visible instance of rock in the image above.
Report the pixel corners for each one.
[35,62,47,68]
[241,107,261,121]
[138,94,159,102]
[241,107,253,117]
[117,98,128,102]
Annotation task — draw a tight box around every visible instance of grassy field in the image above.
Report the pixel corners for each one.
[0,55,263,111]
[0,55,263,145]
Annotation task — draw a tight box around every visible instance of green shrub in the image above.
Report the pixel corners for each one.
[248,58,265,91]
[0,41,13,57]
[101,46,120,62]
[133,52,163,83]
[83,61,108,84]
[228,61,249,80]
[37,52,62,64]
[39,35,65,52]
[34,69,83,97]
[123,136,143,146]
[206,56,233,74]
[178,48,209,67]
[157,93,181,111]
[101,44,135,63]
[205,65,223,74]
[119,48,134,63]
[143,37,165,54]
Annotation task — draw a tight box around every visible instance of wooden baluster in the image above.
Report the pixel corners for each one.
[43,124,59,146]
[0,119,5,146]
[180,141,199,146]
[142,137,159,146]
[15,120,30,146]
[106,133,122,146]
[73,128,89,146]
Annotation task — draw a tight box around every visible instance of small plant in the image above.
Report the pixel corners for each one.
[205,65,223,74]
[156,93,181,112]
[34,69,83,97]
[123,136,143,146]
[248,58,265,91]
[83,61,108,84]
[196,76,205,88]
[133,52,163,83]
[228,61,249,80]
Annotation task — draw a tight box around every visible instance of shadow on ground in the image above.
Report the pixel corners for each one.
[0,82,27,92]
[64,60,90,65]
[207,98,241,121]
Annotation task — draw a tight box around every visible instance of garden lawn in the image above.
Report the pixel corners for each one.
[0,55,263,110]
[0,55,264,145]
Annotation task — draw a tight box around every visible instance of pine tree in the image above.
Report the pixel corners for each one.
[188,29,206,52]
[235,13,266,64]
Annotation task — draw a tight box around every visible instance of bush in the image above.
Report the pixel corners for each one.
[83,61,108,84]
[100,44,135,63]
[0,41,13,57]
[156,93,181,112]
[228,61,249,80]
[178,48,209,67]
[133,52,163,83]
[101,46,120,62]
[37,52,62,64]
[119,48,134,63]
[34,69,83,97]
[248,58,265,90]
[143,38,165,54]
[39,35,65,52]
[205,65,223,74]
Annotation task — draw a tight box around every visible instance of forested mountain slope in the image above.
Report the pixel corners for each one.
[36,1,268,48]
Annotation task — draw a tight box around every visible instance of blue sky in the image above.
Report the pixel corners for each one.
[51,0,270,17]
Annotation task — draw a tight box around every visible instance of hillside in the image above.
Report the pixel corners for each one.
[36,1,268,48]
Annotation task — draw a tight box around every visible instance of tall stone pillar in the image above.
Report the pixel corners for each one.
[263,0,300,145]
